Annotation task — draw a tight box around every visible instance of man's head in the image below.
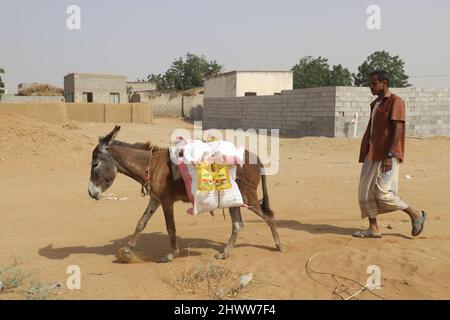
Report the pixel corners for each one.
[369,70,390,96]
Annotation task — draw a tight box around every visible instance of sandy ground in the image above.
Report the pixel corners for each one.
[0,112,449,300]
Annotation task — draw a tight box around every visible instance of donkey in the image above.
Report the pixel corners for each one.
[88,125,283,263]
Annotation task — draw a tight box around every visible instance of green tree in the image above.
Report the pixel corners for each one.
[291,56,353,88]
[353,51,410,87]
[147,53,223,91]
[330,64,353,86]
[0,68,5,98]
[291,56,330,89]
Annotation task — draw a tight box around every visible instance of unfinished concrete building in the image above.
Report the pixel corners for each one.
[64,73,154,104]
[64,73,127,103]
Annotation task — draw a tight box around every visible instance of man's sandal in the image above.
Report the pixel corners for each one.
[412,211,427,237]
[352,229,382,238]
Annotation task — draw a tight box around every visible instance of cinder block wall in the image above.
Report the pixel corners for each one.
[335,87,450,137]
[204,87,450,137]
[404,88,450,136]
[335,87,419,137]
[182,95,204,120]
[133,92,204,118]
[148,93,183,117]
[204,87,336,136]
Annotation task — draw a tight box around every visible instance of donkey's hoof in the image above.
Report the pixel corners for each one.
[159,253,174,263]
[276,243,286,253]
[215,252,229,260]
[117,247,138,263]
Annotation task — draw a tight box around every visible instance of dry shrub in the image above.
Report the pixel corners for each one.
[171,258,252,300]
[0,258,62,300]
[18,83,63,96]
[0,258,29,291]
[180,87,204,96]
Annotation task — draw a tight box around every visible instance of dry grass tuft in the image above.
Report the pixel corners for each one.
[0,258,62,300]
[0,258,29,291]
[170,255,253,300]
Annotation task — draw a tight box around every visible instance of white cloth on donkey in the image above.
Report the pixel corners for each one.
[170,137,245,215]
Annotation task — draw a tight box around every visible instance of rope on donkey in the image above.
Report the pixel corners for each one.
[141,147,154,197]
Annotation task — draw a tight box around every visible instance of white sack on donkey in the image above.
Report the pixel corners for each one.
[170,137,245,215]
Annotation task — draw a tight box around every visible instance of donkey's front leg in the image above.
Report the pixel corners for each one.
[118,197,160,263]
[128,197,160,248]
[160,201,179,263]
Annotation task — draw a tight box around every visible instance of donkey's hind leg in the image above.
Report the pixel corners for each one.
[246,191,283,252]
[215,207,244,260]
[160,201,179,263]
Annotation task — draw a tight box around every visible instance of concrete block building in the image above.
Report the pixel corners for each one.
[204,71,293,98]
[64,73,154,104]
[64,73,127,103]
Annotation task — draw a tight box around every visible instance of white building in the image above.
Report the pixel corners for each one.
[204,70,293,98]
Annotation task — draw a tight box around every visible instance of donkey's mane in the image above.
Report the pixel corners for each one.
[111,140,166,151]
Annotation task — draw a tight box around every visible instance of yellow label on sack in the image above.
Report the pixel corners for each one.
[196,163,214,191]
[212,164,232,190]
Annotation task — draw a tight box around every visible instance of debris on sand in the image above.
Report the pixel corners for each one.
[103,193,128,201]
[104,196,118,200]
[238,272,253,288]
[306,252,385,300]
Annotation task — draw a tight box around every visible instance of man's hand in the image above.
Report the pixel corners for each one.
[381,158,393,173]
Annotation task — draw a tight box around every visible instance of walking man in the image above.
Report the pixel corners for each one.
[353,70,427,238]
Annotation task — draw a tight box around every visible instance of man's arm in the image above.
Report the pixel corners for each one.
[381,121,403,173]
[390,120,403,155]
[381,96,406,173]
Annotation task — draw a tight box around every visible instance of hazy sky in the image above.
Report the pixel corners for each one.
[1,0,450,92]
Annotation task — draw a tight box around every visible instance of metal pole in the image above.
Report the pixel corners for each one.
[352,113,359,138]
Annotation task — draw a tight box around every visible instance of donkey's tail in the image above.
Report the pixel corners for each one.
[260,173,274,218]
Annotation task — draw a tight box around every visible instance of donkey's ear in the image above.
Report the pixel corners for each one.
[101,125,121,145]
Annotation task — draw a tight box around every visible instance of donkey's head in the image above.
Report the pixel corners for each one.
[88,125,121,200]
